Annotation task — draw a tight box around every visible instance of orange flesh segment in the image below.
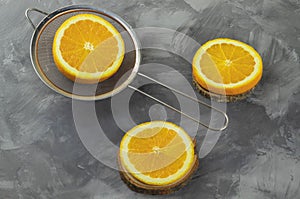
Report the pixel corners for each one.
[59,19,119,73]
[127,127,187,178]
[201,43,255,84]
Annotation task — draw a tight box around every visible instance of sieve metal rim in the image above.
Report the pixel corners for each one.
[27,5,141,101]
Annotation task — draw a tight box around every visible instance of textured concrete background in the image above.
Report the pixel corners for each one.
[0,0,300,198]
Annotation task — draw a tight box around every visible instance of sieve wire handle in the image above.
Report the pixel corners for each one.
[25,8,49,29]
[128,72,229,131]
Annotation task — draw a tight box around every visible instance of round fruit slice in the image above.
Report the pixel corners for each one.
[192,38,263,95]
[119,121,195,186]
[53,14,125,84]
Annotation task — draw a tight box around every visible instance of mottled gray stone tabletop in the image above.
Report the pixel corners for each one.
[1,0,300,198]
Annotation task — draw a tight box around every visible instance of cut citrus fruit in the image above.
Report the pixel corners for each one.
[52,14,125,84]
[192,38,263,95]
[119,121,195,186]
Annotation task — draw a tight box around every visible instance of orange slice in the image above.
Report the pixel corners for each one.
[119,121,195,186]
[192,38,263,95]
[52,14,125,84]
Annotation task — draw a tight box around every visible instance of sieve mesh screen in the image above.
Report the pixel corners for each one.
[31,7,139,100]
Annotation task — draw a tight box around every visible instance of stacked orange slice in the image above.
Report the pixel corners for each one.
[193,38,263,97]
[119,121,196,188]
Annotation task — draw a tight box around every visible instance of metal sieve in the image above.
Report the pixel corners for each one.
[25,5,228,131]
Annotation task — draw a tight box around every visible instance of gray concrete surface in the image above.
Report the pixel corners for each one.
[0,0,300,198]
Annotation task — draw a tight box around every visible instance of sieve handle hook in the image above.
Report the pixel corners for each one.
[128,72,229,131]
[25,8,49,29]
